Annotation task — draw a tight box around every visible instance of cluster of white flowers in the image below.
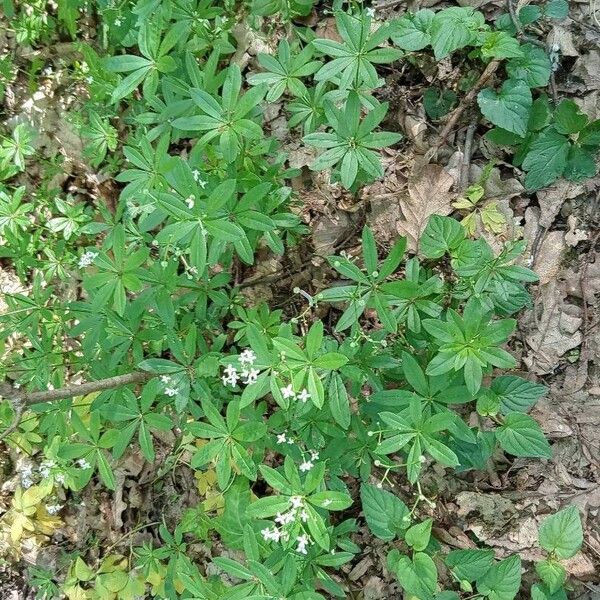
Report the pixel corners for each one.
[221,349,260,388]
[21,464,34,488]
[261,495,313,555]
[299,450,319,473]
[45,503,63,515]
[20,457,86,489]
[185,195,195,209]
[280,384,311,404]
[192,170,207,188]
[78,251,98,268]
[160,375,179,398]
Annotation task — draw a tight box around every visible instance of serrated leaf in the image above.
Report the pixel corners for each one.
[391,9,434,51]
[554,99,588,134]
[360,483,409,541]
[506,44,551,88]
[477,80,532,136]
[420,215,465,258]
[496,413,551,458]
[490,375,547,414]
[430,7,482,59]
[536,560,566,594]
[522,128,570,189]
[477,555,521,600]
[446,549,494,581]
[538,506,583,559]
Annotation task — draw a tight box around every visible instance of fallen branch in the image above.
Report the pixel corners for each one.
[0,371,154,442]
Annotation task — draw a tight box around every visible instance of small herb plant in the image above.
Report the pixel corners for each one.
[0,1,589,599]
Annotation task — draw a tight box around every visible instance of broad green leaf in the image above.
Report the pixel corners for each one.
[420,215,465,258]
[430,7,483,59]
[477,555,521,600]
[538,506,583,559]
[445,549,494,581]
[506,44,551,88]
[554,100,588,134]
[391,10,434,51]
[477,80,532,137]
[536,559,566,594]
[496,413,551,458]
[490,375,547,414]
[360,483,410,541]
[522,128,569,190]
[405,518,432,551]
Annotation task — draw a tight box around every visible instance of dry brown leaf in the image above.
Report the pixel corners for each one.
[522,280,582,375]
[533,230,566,285]
[396,164,455,252]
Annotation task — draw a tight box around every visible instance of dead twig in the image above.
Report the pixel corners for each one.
[0,371,154,442]
[427,60,501,159]
[459,122,478,192]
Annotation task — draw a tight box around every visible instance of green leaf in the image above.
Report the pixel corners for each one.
[522,128,570,190]
[536,559,566,594]
[405,518,432,551]
[538,506,583,559]
[506,44,551,88]
[480,31,523,59]
[496,413,551,458]
[360,483,410,541]
[313,352,348,370]
[420,215,465,258]
[391,10,434,51]
[554,100,588,134]
[395,552,437,600]
[245,496,291,518]
[477,556,521,600]
[445,549,494,581]
[490,376,547,414]
[309,491,352,511]
[544,0,569,19]
[329,372,351,429]
[477,80,532,137]
[430,7,482,59]
[564,145,597,181]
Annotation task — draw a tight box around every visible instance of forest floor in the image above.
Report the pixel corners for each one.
[1,0,600,598]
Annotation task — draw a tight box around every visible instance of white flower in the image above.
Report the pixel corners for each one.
[241,368,259,385]
[275,511,295,525]
[310,450,319,461]
[276,433,287,444]
[20,464,34,488]
[192,170,207,188]
[185,195,195,209]
[77,458,91,469]
[164,387,178,397]
[39,459,56,478]
[55,473,66,485]
[419,455,427,463]
[366,7,375,17]
[287,437,294,444]
[289,496,304,510]
[45,504,62,515]
[78,251,98,268]
[160,375,171,384]
[261,527,281,542]
[222,364,239,387]
[114,17,122,26]
[297,389,311,403]
[299,460,314,472]
[239,349,257,366]
[296,534,311,555]
[280,384,295,399]
[300,510,309,522]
